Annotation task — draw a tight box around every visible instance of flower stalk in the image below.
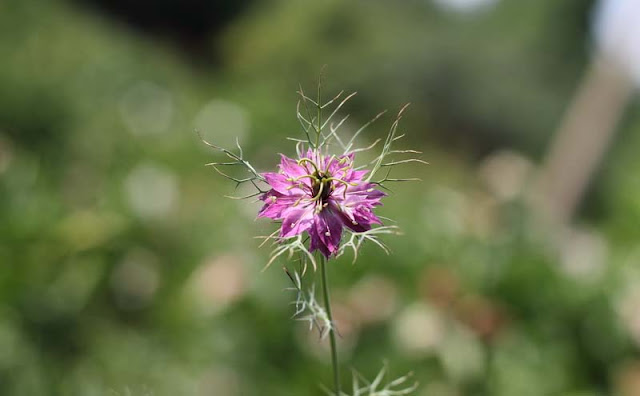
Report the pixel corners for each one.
[320,254,340,394]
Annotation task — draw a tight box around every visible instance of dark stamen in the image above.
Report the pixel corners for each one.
[311,172,333,203]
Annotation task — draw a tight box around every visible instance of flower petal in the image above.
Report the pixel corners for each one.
[307,206,343,258]
[258,190,303,219]
[262,172,306,196]
[280,203,315,238]
[336,206,371,233]
[316,207,343,255]
[278,154,311,183]
[309,228,331,258]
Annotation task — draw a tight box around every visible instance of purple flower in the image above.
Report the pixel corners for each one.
[258,150,385,258]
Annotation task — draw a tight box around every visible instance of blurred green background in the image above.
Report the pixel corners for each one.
[2,0,640,395]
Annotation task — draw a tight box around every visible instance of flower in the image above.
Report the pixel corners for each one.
[258,150,385,258]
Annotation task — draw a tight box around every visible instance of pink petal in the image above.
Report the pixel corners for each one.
[336,207,371,233]
[309,228,331,258]
[280,204,315,238]
[258,192,303,219]
[315,208,343,255]
[278,154,311,184]
[262,172,306,196]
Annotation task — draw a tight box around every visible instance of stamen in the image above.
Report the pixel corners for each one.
[297,158,320,174]
[324,177,356,188]
[311,180,325,201]
[324,177,358,199]
[323,155,336,173]
[291,174,319,183]
[293,195,305,207]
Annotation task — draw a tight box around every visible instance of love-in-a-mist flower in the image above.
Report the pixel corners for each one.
[258,150,385,258]
[203,85,421,396]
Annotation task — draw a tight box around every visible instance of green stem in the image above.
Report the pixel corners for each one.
[320,255,340,394]
[483,339,493,396]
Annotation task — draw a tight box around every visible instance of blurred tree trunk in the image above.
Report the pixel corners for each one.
[536,57,633,224]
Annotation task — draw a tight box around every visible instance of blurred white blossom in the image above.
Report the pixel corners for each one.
[124,162,179,219]
[560,226,608,282]
[186,254,247,316]
[433,0,498,14]
[478,150,534,202]
[392,303,445,357]
[348,275,398,325]
[120,81,174,136]
[194,100,249,149]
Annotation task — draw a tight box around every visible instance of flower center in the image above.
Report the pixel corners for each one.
[311,172,333,203]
